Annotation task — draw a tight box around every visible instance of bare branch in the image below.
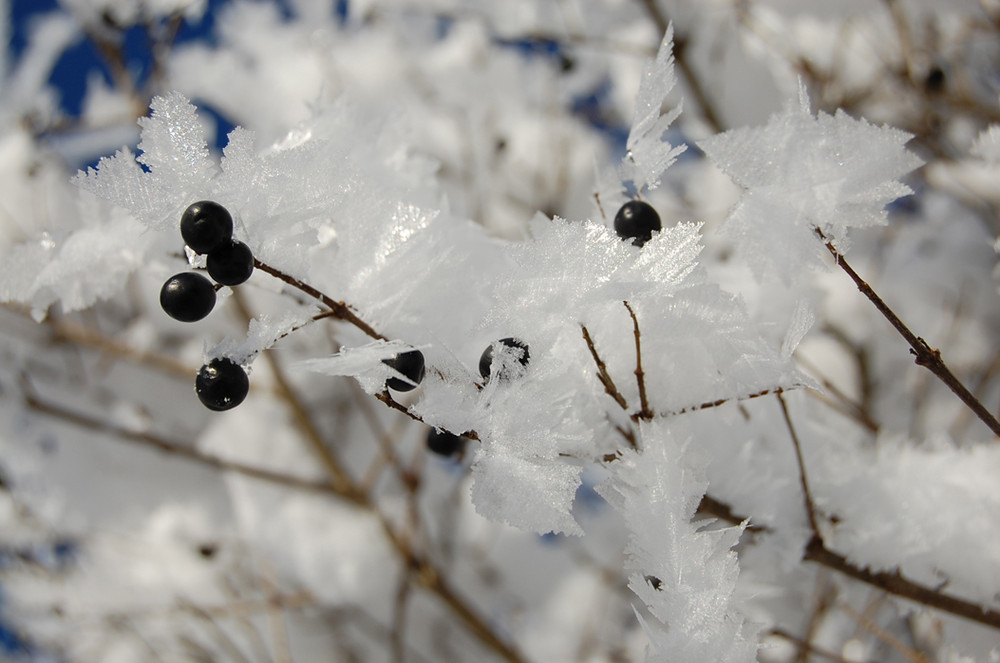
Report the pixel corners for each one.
[623,301,653,421]
[776,392,820,536]
[581,324,628,410]
[253,258,388,341]
[817,228,1000,438]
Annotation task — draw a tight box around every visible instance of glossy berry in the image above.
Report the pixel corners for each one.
[613,200,661,247]
[181,201,233,254]
[479,337,530,381]
[427,428,466,457]
[160,272,216,322]
[195,358,249,411]
[207,240,254,286]
[383,350,425,392]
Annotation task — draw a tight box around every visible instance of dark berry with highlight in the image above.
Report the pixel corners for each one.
[160,272,216,322]
[195,358,249,411]
[181,201,233,254]
[613,200,661,247]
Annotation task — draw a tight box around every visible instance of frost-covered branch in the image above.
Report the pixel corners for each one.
[251,258,387,342]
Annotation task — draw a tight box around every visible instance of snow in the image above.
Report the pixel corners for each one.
[597,419,758,662]
[698,83,923,281]
[1,2,999,661]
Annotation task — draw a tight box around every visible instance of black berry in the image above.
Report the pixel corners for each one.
[383,350,425,392]
[427,428,466,457]
[925,66,945,94]
[160,272,216,322]
[207,240,254,286]
[195,358,249,411]
[613,200,661,247]
[181,201,233,254]
[479,337,530,381]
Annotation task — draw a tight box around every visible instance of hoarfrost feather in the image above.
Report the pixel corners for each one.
[298,340,419,394]
[598,420,758,662]
[622,26,686,193]
[209,307,320,366]
[971,124,1000,164]
[698,82,921,281]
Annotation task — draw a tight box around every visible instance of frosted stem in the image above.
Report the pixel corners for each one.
[253,258,388,341]
[776,392,820,535]
[817,229,1000,438]
[624,301,653,420]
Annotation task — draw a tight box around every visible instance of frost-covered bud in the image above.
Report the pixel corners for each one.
[479,337,530,382]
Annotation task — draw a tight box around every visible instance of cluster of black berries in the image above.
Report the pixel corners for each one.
[159,201,255,412]
[159,201,255,324]
[613,200,661,247]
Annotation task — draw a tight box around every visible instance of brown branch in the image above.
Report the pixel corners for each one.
[818,229,1000,438]
[40,314,193,379]
[581,325,628,410]
[802,536,1000,631]
[374,390,480,442]
[253,258,387,341]
[776,392,820,535]
[699,491,1000,631]
[623,301,653,420]
[229,294,522,663]
[20,377,337,495]
[795,350,879,434]
[657,385,796,419]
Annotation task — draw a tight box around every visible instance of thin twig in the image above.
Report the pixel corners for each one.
[796,570,836,663]
[770,628,869,663]
[182,600,254,663]
[776,392,820,536]
[701,492,1000,631]
[391,573,412,663]
[374,390,480,442]
[802,536,1000,631]
[229,294,524,663]
[795,350,879,433]
[253,258,387,341]
[22,384,334,496]
[818,229,1000,438]
[839,600,933,663]
[623,301,652,420]
[257,561,294,663]
[656,385,796,419]
[581,325,628,410]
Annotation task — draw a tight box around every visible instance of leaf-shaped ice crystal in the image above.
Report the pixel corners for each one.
[698,83,922,281]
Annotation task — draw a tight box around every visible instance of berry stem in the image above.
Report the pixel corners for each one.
[816,228,1000,438]
[624,301,653,421]
[252,258,388,341]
